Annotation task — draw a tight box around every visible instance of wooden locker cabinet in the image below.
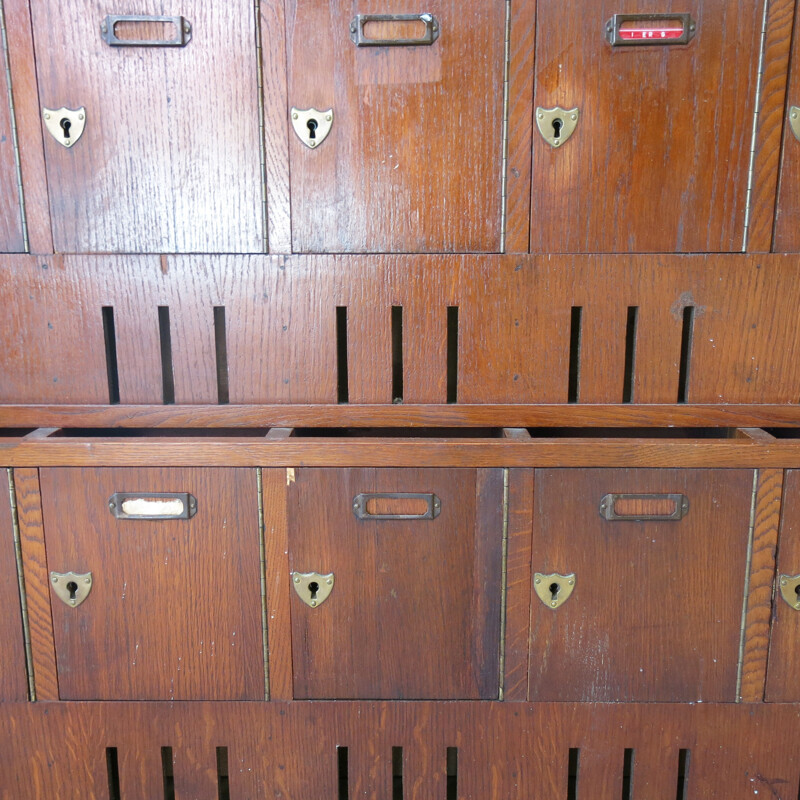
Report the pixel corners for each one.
[29,0,263,254]
[529,468,754,702]
[39,466,264,700]
[530,0,765,253]
[775,30,800,252]
[287,467,503,699]
[285,0,506,253]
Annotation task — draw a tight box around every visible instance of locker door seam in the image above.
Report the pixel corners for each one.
[736,468,760,701]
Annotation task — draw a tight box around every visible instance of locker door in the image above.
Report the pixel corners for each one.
[774,36,800,251]
[0,64,24,252]
[766,470,800,700]
[30,1,263,253]
[530,1,765,253]
[288,468,503,699]
[529,468,753,702]
[41,467,264,700]
[286,1,506,253]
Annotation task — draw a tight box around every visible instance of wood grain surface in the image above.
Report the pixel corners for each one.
[285,1,506,252]
[39,467,264,700]
[288,468,502,699]
[29,0,263,253]
[3,701,800,799]
[528,468,754,702]
[0,0,23,253]
[530,0,766,253]
[0,469,27,700]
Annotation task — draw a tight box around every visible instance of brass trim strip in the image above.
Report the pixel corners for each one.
[742,0,770,251]
[499,0,511,253]
[257,467,270,700]
[736,468,760,701]
[0,0,29,251]
[498,467,509,700]
[254,0,268,252]
[7,468,35,700]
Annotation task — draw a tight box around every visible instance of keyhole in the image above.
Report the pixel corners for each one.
[60,117,72,140]
[308,581,319,601]
[66,581,78,601]
[549,582,561,602]
[552,118,563,141]
[307,119,318,140]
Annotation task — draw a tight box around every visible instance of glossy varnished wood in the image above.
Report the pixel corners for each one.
[39,467,264,700]
[288,468,502,699]
[284,1,506,252]
[530,0,766,253]
[528,468,754,701]
[30,0,263,253]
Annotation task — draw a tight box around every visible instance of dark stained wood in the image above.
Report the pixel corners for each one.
[0,468,27,700]
[530,0,766,253]
[502,467,533,701]
[0,13,24,253]
[774,3,800,251]
[4,701,800,799]
[260,467,293,700]
[39,467,264,700]
[13,467,57,699]
[29,0,263,253]
[529,468,754,702]
[740,468,783,702]
[748,0,796,252]
[3,0,52,254]
[285,1,506,253]
[766,469,800,701]
[288,468,502,699]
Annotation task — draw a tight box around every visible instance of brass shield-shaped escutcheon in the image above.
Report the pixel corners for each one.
[779,574,800,610]
[536,107,579,148]
[790,107,800,143]
[291,108,333,149]
[534,572,576,609]
[292,571,334,608]
[43,107,86,148]
[50,571,93,608]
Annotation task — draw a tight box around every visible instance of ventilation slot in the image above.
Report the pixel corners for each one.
[622,306,638,403]
[446,747,457,800]
[392,746,404,800]
[213,307,229,405]
[106,747,121,800]
[677,306,694,404]
[161,746,175,800]
[338,746,349,800]
[676,749,690,800]
[336,307,349,404]
[568,306,582,403]
[622,748,634,800]
[102,307,120,405]
[157,307,175,405]
[567,748,580,800]
[392,306,404,403]
[447,307,459,403]
[217,746,230,800]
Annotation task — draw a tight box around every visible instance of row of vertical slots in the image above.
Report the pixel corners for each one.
[102,304,694,406]
[101,745,701,798]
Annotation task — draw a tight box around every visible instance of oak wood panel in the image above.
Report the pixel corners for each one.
[30,0,263,253]
[0,5,23,253]
[530,0,765,253]
[774,2,800,251]
[502,467,533,701]
[0,468,27,700]
[767,469,800,701]
[288,468,502,699]
[747,0,796,252]
[3,0,52,253]
[740,468,783,702]
[286,1,505,253]
[4,701,800,799]
[39,467,264,700]
[13,467,57,700]
[529,468,755,702]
